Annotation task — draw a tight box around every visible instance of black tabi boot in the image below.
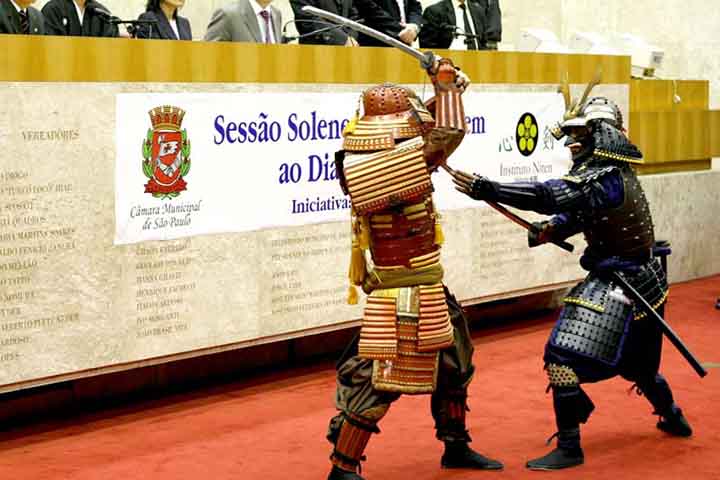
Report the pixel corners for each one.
[327,466,364,480]
[657,406,693,437]
[526,384,593,471]
[432,389,504,471]
[441,441,504,470]
[635,373,693,437]
[526,428,584,471]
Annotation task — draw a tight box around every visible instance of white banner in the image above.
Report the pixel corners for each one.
[115,91,571,244]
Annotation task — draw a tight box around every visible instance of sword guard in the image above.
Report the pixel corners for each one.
[420,51,437,71]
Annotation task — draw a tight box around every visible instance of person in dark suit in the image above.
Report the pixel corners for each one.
[289,0,358,46]
[135,0,191,40]
[420,0,501,50]
[352,0,422,47]
[204,0,282,43]
[42,0,118,37]
[0,0,44,34]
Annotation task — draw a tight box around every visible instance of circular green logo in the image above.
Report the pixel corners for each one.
[516,113,538,157]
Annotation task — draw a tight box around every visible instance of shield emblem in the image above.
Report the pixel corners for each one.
[151,130,184,186]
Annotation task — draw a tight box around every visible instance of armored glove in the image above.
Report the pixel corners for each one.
[528,221,554,248]
[428,58,470,93]
[450,169,499,202]
[468,175,500,201]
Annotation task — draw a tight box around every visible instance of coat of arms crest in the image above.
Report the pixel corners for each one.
[142,106,191,199]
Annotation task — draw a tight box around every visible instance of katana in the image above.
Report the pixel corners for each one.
[610,271,707,378]
[301,5,437,70]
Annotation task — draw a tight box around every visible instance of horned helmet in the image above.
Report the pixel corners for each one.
[550,70,624,142]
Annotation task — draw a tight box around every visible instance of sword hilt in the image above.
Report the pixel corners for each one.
[420,51,436,71]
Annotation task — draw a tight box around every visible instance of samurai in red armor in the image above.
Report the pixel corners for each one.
[327,59,503,479]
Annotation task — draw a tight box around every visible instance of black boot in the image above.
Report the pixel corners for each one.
[657,406,693,437]
[432,389,504,471]
[527,384,593,471]
[526,428,584,470]
[441,441,504,470]
[635,374,693,437]
[327,466,364,480]
[715,298,720,310]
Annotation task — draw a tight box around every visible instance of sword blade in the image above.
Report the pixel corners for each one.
[301,6,436,69]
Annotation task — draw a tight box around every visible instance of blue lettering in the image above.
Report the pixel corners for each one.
[214,115,226,145]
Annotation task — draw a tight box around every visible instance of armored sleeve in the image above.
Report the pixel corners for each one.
[423,62,467,170]
[489,166,624,215]
[548,212,583,240]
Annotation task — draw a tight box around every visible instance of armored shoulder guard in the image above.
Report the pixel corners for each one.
[562,165,618,185]
[591,122,643,164]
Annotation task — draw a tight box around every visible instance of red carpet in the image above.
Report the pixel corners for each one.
[0,276,718,479]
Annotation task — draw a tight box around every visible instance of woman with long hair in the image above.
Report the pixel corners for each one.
[136,0,192,40]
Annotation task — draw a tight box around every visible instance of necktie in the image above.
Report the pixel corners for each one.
[459,2,478,50]
[19,10,30,34]
[259,10,272,44]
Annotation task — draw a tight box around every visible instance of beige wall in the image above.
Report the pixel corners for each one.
[31,0,719,107]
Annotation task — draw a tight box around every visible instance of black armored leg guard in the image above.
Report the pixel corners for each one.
[526,381,594,471]
[327,413,379,480]
[635,373,692,437]
[432,390,504,471]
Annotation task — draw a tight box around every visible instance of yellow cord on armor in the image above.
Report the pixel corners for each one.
[347,212,368,305]
[433,206,445,246]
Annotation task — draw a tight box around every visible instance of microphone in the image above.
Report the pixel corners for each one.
[87,2,158,38]
[281,19,362,44]
[439,23,458,33]
[86,2,115,21]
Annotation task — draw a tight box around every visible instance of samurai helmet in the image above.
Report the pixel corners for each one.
[342,83,434,152]
[550,70,623,139]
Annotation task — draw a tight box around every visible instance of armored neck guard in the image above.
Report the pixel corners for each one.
[591,122,643,164]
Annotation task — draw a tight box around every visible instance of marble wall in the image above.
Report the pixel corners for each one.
[31,0,720,108]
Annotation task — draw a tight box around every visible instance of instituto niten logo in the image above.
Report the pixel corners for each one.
[515,112,538,157]
[142,106,191,199]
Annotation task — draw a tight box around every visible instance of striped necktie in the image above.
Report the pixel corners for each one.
[259,10,272,44]
[19,10,30,34]
[459,1,478,50]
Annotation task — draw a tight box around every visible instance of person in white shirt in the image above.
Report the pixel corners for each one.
[204,0,282,44]
[419,0,502,50]
[136,0,192,40]
[42,0,119,37]
[351,0,422,47]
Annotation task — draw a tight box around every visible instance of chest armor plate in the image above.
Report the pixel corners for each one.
[579,165,655,259]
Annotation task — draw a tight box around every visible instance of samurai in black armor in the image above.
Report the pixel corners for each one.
[451,77,692,470]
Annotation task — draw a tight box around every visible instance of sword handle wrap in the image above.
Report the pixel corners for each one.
[420,51,437,71]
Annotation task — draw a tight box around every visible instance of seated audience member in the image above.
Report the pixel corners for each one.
[353,0,422,46]
[42,0,118,37]
[289,0,358,46]
[0,0,44,34]
[136,0,191,40]
[204,0,281,43]
[420,0,501,50]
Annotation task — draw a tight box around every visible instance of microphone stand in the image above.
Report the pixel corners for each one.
[451,29,487,49]
[109,19,158,39]
[91,6,158,39]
